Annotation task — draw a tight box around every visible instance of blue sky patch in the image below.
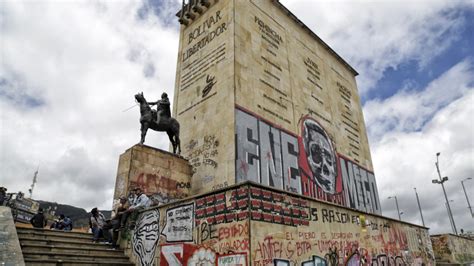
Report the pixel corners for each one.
[137,0,180,27]
[366,9,474,103]
[0,78,45,109]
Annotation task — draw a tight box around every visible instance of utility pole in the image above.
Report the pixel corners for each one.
[433,152,457,235]
[388,195,401,220]
[445,201,455,234]
[414,188,425,226]
[461,178,473,218]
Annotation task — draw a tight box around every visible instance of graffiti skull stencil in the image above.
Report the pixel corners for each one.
[303,119,337,194]
[132,209,160,266]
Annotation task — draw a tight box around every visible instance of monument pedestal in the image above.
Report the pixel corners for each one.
[113,144,193,206]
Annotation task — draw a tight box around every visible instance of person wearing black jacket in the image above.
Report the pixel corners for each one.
[30,208,47,228]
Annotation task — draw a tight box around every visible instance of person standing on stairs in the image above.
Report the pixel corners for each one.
[90,207,111,243]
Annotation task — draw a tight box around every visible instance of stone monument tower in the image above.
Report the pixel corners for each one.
[174,0,380,214]
[115,1,435,265]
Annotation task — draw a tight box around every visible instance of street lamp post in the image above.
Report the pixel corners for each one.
[388,196,401,220]
[445,200,455,234]
[433,152,457,235]
[414,188,425,226]
[461,178,473,218]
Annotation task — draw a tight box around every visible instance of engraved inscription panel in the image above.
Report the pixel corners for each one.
[173,1,236,195]
[235,1,294,128]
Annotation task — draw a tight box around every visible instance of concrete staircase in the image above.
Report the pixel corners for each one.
[16,227,133,266]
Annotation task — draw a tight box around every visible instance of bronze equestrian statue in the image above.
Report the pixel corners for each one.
[134,92,181,154]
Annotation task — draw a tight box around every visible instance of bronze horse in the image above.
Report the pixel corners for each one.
[134,92,181,154]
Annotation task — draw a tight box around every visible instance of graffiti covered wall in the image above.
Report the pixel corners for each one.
[431,234,474,264]
[236,108,381,214]
[249,186,434,266]
[125,183,434,266]
[127,185,252,266]
[113,145,192,208]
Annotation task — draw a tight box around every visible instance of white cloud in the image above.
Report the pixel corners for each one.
[364,59,473,142]
[368,61,474,234]
[281,0,472,94]
[0,0,180,211]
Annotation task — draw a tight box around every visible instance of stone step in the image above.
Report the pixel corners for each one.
[22,251,131,263]
[16,227,93,239]
[24,258,134,266]
[21,243,125,257]
[19,237,114,250]
[16,226,132,265]
[17,231,95,243]
[16,227,93,236]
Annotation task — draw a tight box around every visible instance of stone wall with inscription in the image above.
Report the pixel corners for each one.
[173,0,380,213]
[234,0,372,170]
[232,0,380,214]
[234,3,294,128]
[121,183,434,266]
[173,0,236,195]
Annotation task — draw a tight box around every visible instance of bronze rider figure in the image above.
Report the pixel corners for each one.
[147,92,171,125]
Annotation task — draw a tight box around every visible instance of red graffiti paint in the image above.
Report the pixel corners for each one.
[217,239,249,253]
[160,243,196,266]
[254,236,315,264]
[160,243,217,266]
[131,172,189,197]
[218,223,249,240]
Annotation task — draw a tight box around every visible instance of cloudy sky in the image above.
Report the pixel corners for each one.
[1,0,472,235]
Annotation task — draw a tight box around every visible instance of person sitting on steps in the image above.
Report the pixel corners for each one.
[103,196,129,249]
[30,208,47,228]
[61,215,73,231]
